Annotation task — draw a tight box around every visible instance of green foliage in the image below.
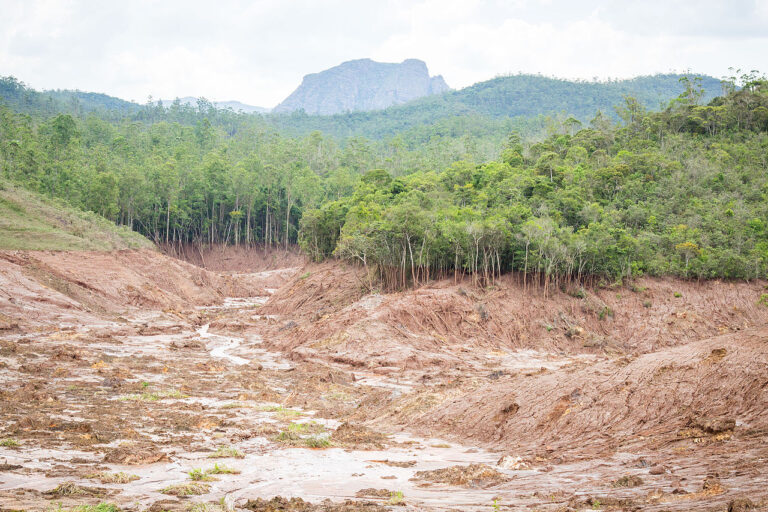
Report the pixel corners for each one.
[206,463,240,475]
[2,72,767,286]
[71,504,120,512]
[118,389,185,401]
[208,446,244,459]
[0,180,151,250]
[301,78,768,286]
[389,491,405,505]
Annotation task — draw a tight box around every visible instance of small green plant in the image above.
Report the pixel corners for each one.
[188,468,217,481]
[303,435,331,448]
[643,299,652,308]
[275,430,301,444]
[0,438,20,448]
[258,404,303,418]
[208,446,244,459]
[591,499,601,510]
[287,421,325,434]
[674,291,682,298]
[207,462,240,475]
[389,490,405,505]
[758,293,768,306]
[72,504,120,512]
[140,381,150,389]
[598,306,614,320]
[220,402,251,409]
[119,389,186,401]
[299,272,311,279]
[492,498,501,511]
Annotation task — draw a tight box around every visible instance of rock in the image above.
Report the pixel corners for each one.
[274,58,449,115]
[649,465,666,475]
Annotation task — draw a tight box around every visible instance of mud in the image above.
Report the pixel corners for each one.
[1,250,767,511]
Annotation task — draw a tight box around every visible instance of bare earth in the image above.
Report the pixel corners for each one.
[0,249,766,511]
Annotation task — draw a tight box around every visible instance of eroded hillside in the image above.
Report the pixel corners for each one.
[1,249,766,511]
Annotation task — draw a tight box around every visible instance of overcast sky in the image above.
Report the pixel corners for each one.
[1,0,767,108]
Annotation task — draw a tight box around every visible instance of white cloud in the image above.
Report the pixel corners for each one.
[0,0,765,107]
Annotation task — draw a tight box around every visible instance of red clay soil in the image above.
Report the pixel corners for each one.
[161,243,308,272]
[259,261,768,366]
[2,248,767,510]
[254,261,768,509]
[0,249,269,330]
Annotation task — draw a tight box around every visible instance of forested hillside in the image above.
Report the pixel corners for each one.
[300,77,768,286]
[0,86,498,249]
[266,73,722,139]
[1,71,766,284]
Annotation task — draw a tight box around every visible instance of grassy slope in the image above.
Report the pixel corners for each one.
[0,180,153,251]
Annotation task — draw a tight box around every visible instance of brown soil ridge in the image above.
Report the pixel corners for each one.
[259,262,768,367]
[0,249,276,330]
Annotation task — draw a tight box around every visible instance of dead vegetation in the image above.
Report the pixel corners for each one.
[411,464,510,488]
[243,496,387,511]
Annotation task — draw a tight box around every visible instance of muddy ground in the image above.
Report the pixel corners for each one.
[0,249,766,511]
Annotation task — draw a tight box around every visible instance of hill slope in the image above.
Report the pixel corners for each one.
[0,180,152,251]
[268,73,723,139]
[274,58,450,115]
[160,97,269,113]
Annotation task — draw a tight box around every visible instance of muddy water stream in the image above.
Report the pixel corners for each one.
[0,292,513,511]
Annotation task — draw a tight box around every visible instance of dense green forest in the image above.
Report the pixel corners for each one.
[0,77,510,249]
[267,73,723,140]
[1,71,766,286]
[299,75,768,287]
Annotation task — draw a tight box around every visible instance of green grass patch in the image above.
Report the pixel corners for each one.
[118,389,186,401]
[0,179,151,251]
[258,405,303,418]
[303,435,331,449]
[86,471,139,484]
[207,446,244,459]
[70,504,120,512]
[206,462,240,475]
[389,491,405,505]
[0,438,20,448]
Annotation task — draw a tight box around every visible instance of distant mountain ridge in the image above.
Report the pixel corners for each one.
[267,72,725,139]
[160,97,269,114]
[274,58,450,115]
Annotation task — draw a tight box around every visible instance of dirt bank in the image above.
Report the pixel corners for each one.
[1,251,767,511]
[0,249,295,331]
[259,262,768,365]
[161,243,308,273]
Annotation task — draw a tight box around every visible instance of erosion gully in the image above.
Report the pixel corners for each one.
[0,269,755,511]
[0,276,509,511]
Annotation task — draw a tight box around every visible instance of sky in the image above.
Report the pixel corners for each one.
[1,0,767,108]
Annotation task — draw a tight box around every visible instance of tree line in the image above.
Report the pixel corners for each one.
[1,72,766,288]
[299,74,768,288]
